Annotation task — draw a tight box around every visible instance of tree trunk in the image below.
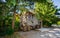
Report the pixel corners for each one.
[12,17,15,29]
[12,6,16,29]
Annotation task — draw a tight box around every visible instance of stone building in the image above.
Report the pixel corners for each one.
[20,11,41,31]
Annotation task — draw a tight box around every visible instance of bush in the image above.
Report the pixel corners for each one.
[0,26,14,36]
[14,21,20,31]
[43,21,52,27]
[0,18,14,36]
[0,26,6,36]
[6,27,14,35]
[57,21,60,25]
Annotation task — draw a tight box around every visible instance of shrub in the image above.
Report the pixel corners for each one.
[57,21,60,25]
[6,26,14,35]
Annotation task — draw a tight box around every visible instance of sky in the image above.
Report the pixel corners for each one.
[52,0,60,8]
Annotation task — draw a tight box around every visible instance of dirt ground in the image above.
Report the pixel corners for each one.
[20,28,60,38]
[1,28,60,38]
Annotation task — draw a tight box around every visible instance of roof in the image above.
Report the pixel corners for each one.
[20,10,35,16]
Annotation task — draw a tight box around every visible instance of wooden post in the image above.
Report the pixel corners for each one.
[41,19,43,28]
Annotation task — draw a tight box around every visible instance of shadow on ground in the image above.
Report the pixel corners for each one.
[0,28,60,38]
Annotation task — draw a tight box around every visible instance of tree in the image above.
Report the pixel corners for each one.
[34,0,57,27]
[0,0,34,33]
[0,0,22,35]
[0,0,57,35]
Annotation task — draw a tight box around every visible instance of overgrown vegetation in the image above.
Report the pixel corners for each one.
[34,0,58,27]
[0,0,60,36]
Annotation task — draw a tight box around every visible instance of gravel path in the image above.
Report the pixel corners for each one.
[1,28,60,38]
[20,28,60,38]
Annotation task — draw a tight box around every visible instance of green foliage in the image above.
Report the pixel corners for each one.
[0,0,19,36]
[0,0,58,36]
[0,14,14,36]
[34,0,57,26]
[6,0,16,7]
[14,21,20,31]
[57,21,60,25]
[6,26,14,35]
